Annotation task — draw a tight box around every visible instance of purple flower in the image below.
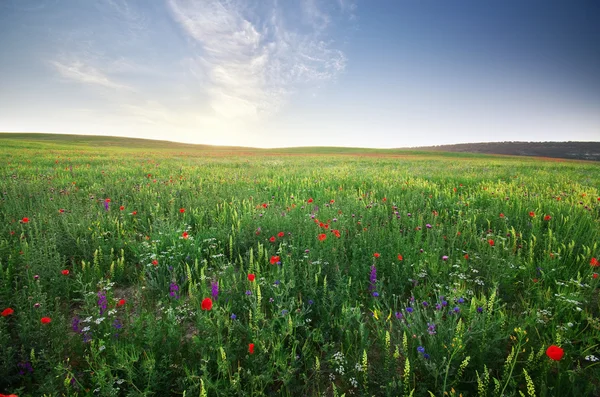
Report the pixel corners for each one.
[457,297,465,304]
[17,361,33,375]
[453,306,460,313]
[103,201,109,211]
[417,346,425,353]
[406,307,414,313]
[395,312,403,319]
[423,353,430,359]
[442,256,449,261]
[211,281,219,300]
[435,303,442,310]
[441,300,448,307]
[407,213,412,217]
[477,307,483,313]
[426,224,432,229]
[82,333,92,343]
[245,290,252,295]
[427,323,436,335]
[372,291,379,297]
[422,301,429,307]
[308,299,314,305]
[71,317,81,333]
[169,282,180,299]
[369,265,377,292]
[113,319,122,329]
[230,313,237,320]
[281,310,288,316]
[97,291,107,315]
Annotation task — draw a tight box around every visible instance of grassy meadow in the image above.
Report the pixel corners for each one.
[1,134,599,396]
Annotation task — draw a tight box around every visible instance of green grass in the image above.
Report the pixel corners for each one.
[1,135,599,396]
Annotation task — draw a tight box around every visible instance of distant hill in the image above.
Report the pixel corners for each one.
[414,141,600,161]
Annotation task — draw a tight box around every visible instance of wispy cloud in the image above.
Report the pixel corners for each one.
[50,59,132,90]
[167,0,348,119]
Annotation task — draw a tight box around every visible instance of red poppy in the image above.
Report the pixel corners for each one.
[117,299,126,307]
[373,253,380,258]
[182,232,189,239]
[593,273,598,279]
[61,269,69,276]
[21,217,29,223]
[591,258,599,267]
[105,198,111,203]
[544,215,551,221]
[262,203,268,208]
[41,317,51,324]
[201,298,213,311]
[488,239,495,246]
[119,206,125,211]
[269,236,276,243]
[248,343,255,354]
[529,211,535,218]
[499,213,505,218]
[248,274,255,282]
[397,254,403,261]
[152,259,158,266]
[1,308,14,317]
[307,198,313,203]
[318,233,327,241]
[59,209,65,213]
[0,393,19,397]
[277,232,285,238]
[464,254,469,260]
[533,278,538,283]
[382,197,387,202]
[179,208,185,213]
[132,211,137,215]
[332,229,341,238]
[546,345,564,361]
[270,256,280,265]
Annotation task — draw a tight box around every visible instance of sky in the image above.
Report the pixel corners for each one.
[0,0,599,148]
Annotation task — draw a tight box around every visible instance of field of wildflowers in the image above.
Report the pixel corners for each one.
[1,139,599,396]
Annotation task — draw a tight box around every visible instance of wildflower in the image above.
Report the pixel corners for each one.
[41,317,51,324]
[372,292,379,297]
[1,308,14,317]
[34,274,39,280]
[182,231,189,239]
[395,312,403,319]
[119,205,125,211]
[591,258,599,267]
[423,353,430,359]
[308,299,314,305]
[113,319,122,330]
[270,256,281,265]
[281,309,288,315]
[593,273,598,279]
[179,208,185,213]
[132,211,137,215]
[499,213,505,218]
[488,239,495,246]
[417,346,425,353]
[441,300,448,307]
[248,274,255,282]
[308,198,313,203]
[369,265,377,291]
[398,254,403,261]
[97,291,107,315]
[117,299,126,307]
[61,269,69,276]
[169,283,180,299]
[544,215,551,221]
[427,323,436,335]
[373,253,380,258]
[33,303,40,308]
[262,203,268,208]
[442,255,449,261]
[230,313,237,320]
[201,298,213,311]
[152,259,158,266]
[529,211,535,218]
[546,345,564,361]
[422,301,429,307]
[269,236,276,243]
[453,306,460,313]
[22,217,30,223]
[318,233,327,241]
[211,281,219,300]
[278,231,285,238]
[477,307,483,313]
[332,229,341,238]
[245,290,252,295]
[249,343,255,354]
[457,297,465,304]
[406,307,414,313]
[426,224,432,229]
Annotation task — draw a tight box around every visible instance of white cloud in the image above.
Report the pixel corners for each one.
[167,0,347,119]
[50,59,132,90]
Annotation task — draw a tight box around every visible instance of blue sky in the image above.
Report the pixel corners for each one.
[1,0,599,148]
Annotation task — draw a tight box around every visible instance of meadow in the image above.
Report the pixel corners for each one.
[1,135,599,396]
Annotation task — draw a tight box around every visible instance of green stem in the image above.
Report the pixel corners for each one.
[499,342,521,397]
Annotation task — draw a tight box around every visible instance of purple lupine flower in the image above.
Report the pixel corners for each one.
[72,317,81,333]
[211,281,219,300]
[369,265,377,292]
[97,291,107,315]
[169,282,180,299]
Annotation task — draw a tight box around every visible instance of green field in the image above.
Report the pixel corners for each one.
[1,135,599,396]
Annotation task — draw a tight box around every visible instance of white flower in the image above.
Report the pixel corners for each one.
[94,317,105,324]
[585,355,599,362]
